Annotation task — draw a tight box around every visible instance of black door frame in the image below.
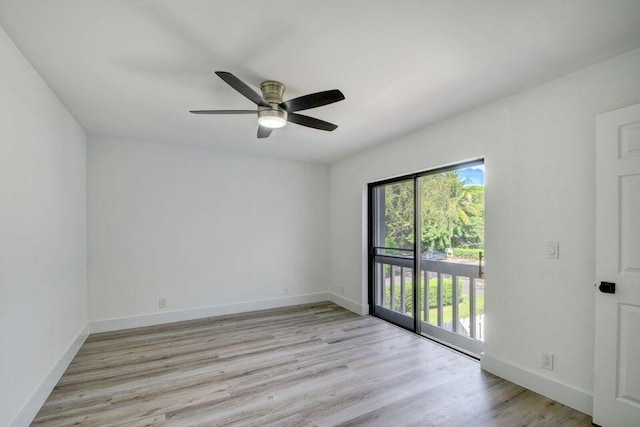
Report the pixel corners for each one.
[367,158,484,334]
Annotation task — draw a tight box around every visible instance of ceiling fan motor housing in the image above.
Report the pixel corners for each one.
[260,81,285,104]
[258,81,287,127]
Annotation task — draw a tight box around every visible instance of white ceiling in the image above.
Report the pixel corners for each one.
[1,1,639,163]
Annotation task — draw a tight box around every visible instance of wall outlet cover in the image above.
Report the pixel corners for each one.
[542,352,554,370]
[546,242,559,259]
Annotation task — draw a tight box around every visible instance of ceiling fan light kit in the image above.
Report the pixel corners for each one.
[258,109,287,129]
[190,71,344,138]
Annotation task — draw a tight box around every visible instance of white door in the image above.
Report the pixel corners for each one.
[594,103,640,426]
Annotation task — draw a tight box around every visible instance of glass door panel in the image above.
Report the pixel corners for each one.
[417,164,485,356]
[370,180,415,330]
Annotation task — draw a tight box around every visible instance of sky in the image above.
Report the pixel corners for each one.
[458,165,485,186]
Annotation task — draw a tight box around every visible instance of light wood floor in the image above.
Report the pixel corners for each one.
[33,302,592,426]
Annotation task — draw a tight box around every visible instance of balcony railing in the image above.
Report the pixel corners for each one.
[374,253,484,354]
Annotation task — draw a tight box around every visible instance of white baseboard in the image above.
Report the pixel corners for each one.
[89,293,329,333]
[11,323,89,427]
[327,292,368,315]
[481,353,593,416]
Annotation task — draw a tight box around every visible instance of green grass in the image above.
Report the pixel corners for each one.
[382,278,484,325]
[383,277,460,312]
[426,295,484,324]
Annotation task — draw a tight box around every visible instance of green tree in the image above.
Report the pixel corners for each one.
[383,181,414,248]
[451,182,484,248]
[420,172,459,251]
[382,170,484,252]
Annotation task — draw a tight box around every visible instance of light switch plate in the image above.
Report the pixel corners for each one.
[547,242,559,259]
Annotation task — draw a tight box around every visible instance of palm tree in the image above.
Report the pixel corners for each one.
[446,172,483,248]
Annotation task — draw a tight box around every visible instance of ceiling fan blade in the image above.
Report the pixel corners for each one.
[257,126,273,139]
[215,71,271,108]
[190,110,257,114]
[287,113,338,131]
[280,89,345,112]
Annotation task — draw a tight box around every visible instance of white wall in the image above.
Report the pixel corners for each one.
[88,137,329,328]
[329,49,640,413]
[0,25,87,426]
[1,14,636,423]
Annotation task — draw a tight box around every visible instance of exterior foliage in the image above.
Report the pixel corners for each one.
[383,170,484,252]
[384,278,462,312]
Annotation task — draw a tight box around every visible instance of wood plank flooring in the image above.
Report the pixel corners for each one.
[33,302,592,426]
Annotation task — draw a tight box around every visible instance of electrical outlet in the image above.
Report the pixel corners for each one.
[542,352,554,370]
[546,242,559,259]
[284,288,289,296]
[158,298,167,309]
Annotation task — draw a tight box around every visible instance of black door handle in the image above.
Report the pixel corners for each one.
[599,281,616,294]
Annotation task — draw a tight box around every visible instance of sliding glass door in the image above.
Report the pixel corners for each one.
[369,179,417,330]
[369,160,485,356]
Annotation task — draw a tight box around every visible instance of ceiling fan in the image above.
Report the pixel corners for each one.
[190,71,345,139]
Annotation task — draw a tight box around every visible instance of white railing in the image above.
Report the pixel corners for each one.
[374,254,484,345]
